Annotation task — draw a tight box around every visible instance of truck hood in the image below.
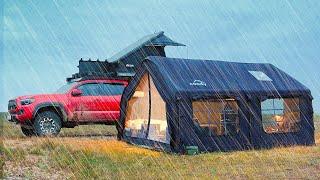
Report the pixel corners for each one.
[14,93,68,101]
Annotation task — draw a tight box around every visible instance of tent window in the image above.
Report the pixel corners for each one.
[193,99,239,136]
[124,73,169,144]
[261,98,300,133]
[124,73,150,138]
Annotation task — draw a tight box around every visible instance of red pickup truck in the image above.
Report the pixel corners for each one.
[7,78,128,136]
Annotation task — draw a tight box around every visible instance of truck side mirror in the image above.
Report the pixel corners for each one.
[71,89,82,96]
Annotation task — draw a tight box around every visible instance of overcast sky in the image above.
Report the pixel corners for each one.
[1,0,320,113]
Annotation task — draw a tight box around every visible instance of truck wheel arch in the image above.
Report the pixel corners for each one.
[33,103,68,122]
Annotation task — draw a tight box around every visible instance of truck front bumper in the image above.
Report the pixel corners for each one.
[7,114,19,123]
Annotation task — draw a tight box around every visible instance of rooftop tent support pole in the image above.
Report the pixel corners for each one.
[145,73,152,139]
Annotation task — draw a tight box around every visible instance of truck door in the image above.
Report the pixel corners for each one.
[73,83,102,122]
[95,83,125,121]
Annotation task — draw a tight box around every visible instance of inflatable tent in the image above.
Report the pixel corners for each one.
[117,56,314,153]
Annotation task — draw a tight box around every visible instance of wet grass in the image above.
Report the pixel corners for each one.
[1,112,320,179]
[2,137,319,179]
[47,138,320,179]
[0,143,4,178]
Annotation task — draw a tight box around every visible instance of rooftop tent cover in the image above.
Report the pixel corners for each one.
[107,31,185,63]
[107,31,185,77]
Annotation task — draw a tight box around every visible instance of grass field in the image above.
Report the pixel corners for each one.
[1,112,320,179]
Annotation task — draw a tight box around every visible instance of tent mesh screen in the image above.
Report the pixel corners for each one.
[124,73,169,144]
[148,75,169,143]
[192,99,239,136]
[125,73,149,138]
[261,98,300,133]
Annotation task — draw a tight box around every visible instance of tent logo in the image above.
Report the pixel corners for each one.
[126,64,134,68]
[190,80,207,86]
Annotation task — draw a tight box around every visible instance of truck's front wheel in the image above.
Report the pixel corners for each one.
[34,111,62,136]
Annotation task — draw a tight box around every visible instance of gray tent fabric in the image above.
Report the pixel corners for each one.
[107,31,185,77]
[107,31,185,63]
[148,33,185,47]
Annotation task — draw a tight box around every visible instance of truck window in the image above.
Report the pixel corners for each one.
[78,83,100,96]
[78,83,125,96]
[99,83,125,95]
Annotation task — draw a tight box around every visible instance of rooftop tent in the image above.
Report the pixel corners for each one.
[66,32,185,81]
[117,56,314,153]
[107,31,185,76]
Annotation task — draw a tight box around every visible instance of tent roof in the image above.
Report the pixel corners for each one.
[108,31,185,63]
[142,56,310,98]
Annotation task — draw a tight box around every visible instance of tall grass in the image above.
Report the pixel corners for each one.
[1,113,320,179]
[34,139,320,179]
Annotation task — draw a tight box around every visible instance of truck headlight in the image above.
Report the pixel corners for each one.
[20,98,35,105]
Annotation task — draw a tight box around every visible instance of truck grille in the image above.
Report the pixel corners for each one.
[8,100,17,111]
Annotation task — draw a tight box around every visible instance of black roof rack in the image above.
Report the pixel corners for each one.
[66,59,131,82]
[66,73,130,82]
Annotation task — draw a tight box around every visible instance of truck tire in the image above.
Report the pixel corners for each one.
[34,110,62,136]
[21,126,35,137]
